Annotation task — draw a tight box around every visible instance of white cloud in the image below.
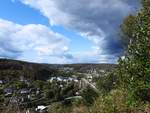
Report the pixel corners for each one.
[71,49,119,64]
[0,19,72,63]
[20,0,139,63]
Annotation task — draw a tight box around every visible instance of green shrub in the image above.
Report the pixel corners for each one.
[81,86,99,106]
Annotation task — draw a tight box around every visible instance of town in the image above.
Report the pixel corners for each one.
[0,65,109,113]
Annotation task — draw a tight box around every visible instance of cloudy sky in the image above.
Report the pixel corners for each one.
[0,0,139,64]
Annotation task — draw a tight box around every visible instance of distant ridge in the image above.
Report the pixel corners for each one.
[0,58,117,81]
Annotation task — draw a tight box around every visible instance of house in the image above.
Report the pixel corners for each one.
[75,92,80,96]
[0,80,3,84]
[35,105,47,113]
[0,80,5,86]
[63,67,74,71]
[57,77,63,82]
[87,75,93,82]
[48,76,67,83]
[20,76,31,85]
[20,88,30,94]
[72,78,79,83]
[48,77,57,83]
[63,78,67,82]
[68,77,73,81]
[4,88,13,97]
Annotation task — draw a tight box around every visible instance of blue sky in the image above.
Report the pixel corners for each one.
[0,0,92,52]
[0,0,139,64]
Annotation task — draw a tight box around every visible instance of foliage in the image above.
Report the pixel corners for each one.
[48,101,87,113]
[81,86,99,106]
[118,0,150,103]
[33,80,46,89]
[12,81,28,89]
[86,89,149,113]
[120,15,136,45]
[96,71,119,93]
[48,102,72,113]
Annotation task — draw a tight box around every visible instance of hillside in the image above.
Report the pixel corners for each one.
[0,59,57,81]
[0,59,117,81]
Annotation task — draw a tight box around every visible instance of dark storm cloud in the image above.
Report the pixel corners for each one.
[55,0,139,54]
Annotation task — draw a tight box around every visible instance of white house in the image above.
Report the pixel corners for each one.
[4,88,13,96]
[36,105,47,112]
[0,80,3,84]
[20,89,30,94]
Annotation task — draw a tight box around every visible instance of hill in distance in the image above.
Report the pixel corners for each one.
[0,58,117,81]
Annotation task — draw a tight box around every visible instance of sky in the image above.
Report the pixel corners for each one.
[0,0,140,64]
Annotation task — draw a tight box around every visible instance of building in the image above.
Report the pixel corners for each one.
[4,88,13,97]
[35,105,47,113]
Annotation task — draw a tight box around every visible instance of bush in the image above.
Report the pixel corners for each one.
[96,72,119,93]
[134,85,150,102]
[48,102,72,113]
[86,89,150,113]
[81,86,99,106]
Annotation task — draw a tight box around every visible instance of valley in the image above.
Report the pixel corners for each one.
[0,59,116,113]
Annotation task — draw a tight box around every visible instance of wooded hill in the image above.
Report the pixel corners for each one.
[0,59,117,81]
